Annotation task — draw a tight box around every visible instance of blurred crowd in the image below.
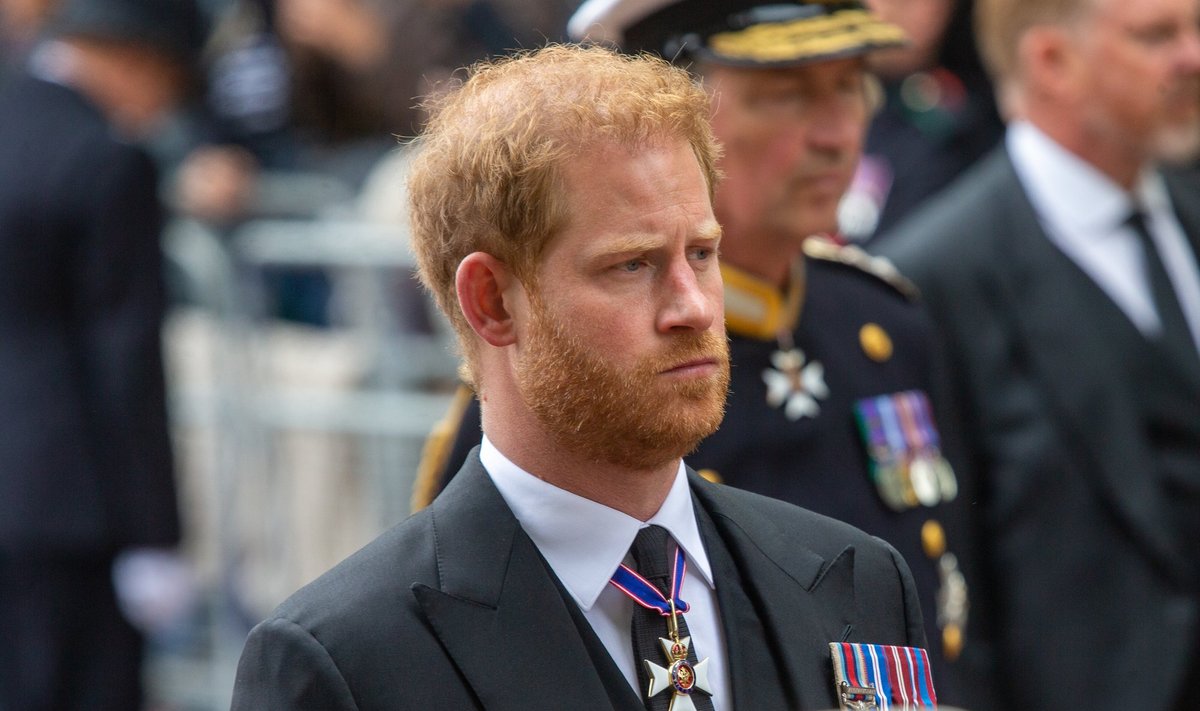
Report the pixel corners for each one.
[0,0,1197,708]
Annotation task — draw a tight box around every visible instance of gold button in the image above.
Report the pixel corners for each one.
[942,623,963,661]
[859,323,893,362]
[922,520,946,558]
[697,469,723,484]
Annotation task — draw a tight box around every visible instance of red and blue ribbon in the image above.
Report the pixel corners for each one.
[833,641,938,709]
[609,544,691,616]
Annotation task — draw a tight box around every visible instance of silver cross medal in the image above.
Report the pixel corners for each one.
[643,599,713,711]
[762,346,829,420]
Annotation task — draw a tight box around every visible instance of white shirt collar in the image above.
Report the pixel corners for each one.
[480,436,715,612]
[27,41,82,88]
[1007,120,1153,234]
[1006,120,1200,344]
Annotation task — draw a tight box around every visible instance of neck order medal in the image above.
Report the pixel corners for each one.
[609,547,714,710]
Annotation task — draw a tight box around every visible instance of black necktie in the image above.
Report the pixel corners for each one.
[1127,210,1200,365]
[629,525,715,711]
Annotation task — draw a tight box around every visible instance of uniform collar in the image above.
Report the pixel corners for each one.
[721,259,805,340]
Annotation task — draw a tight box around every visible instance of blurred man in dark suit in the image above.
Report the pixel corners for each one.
[0,0,205,707]
[874,0,1200,708]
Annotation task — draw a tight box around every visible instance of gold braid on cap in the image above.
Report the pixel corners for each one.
[708,9,906,62]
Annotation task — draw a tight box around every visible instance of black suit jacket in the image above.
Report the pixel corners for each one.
[0,73,178,552]
[231,454,928,709]
[875,147,1200,711]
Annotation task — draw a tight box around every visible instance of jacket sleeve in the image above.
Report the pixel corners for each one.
[877,536,929,651]
[74,142,179,547]
[231,616,360,710]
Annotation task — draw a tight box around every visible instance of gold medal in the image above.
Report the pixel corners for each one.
[644,601,713,711]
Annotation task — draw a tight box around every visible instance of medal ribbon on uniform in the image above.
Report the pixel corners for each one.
[856,398,893,474]
[908,391,940,449]
[876,397,918,507]
[903,391,957,502]
[894,395,940,507]
[855,391,958,510]
[893,394,927,452]
[854,399,907,511]
[829,642,938,710]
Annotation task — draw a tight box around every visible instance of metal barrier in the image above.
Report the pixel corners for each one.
[161,216,457,708]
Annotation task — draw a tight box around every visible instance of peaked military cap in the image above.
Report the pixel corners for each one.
[568,0,907,68]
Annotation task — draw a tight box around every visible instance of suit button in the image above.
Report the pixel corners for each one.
[859,323,893,362]
[921,519,946,558]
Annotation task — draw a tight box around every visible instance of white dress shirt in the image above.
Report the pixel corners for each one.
[1007,121,1200,350]
[480,436,730,710]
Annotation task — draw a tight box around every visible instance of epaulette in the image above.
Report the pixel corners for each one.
[411,383,475,512]
[803,236,919,301]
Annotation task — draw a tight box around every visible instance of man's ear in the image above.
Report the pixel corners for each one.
[1019,25,1078,101]
[456,252,523,347]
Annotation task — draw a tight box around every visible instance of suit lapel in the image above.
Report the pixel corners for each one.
[411,456,615,711]
[690,473,851,710]
[1162,169,1200,384]
[987,152,1187,577]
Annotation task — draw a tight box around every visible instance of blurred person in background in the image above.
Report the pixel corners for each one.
[0,0,205,707]
[839,0,1004,241]
[201,0,572,186]
[164,0,572,326]
[0,0,56,83]
[414,0,980,703]
[874,0,1200,708]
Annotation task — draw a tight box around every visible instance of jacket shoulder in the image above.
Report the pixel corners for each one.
[232,510,480,708]
[804,236,918,301]
[692,473,902,564]
[269,509,438,639]
[872,148,1016,271]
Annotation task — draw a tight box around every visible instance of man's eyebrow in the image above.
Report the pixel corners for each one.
[585,234,664,259]
[697,221,723,245]
[584,223,723,260]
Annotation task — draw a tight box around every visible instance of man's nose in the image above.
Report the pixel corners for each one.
[805,98,861,154]
[657,258,719,334]
[1176,22,1200,73]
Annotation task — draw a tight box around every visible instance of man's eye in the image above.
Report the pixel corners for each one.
[692,248,713,261]
[1132,23,1179,45]
[621,259,644,272]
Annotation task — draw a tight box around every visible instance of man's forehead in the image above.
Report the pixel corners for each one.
[559,138,710,205]
[706,56,867,86]
[1091,0,1197,25]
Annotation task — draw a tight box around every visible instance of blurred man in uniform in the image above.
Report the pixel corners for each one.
[231,43,933,710]
[414,0,979,703]
[874,0,1200,708]
[0,0,205,708]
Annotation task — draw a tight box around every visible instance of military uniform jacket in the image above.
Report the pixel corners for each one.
[232,453,927,709]
[694,241,965,669]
